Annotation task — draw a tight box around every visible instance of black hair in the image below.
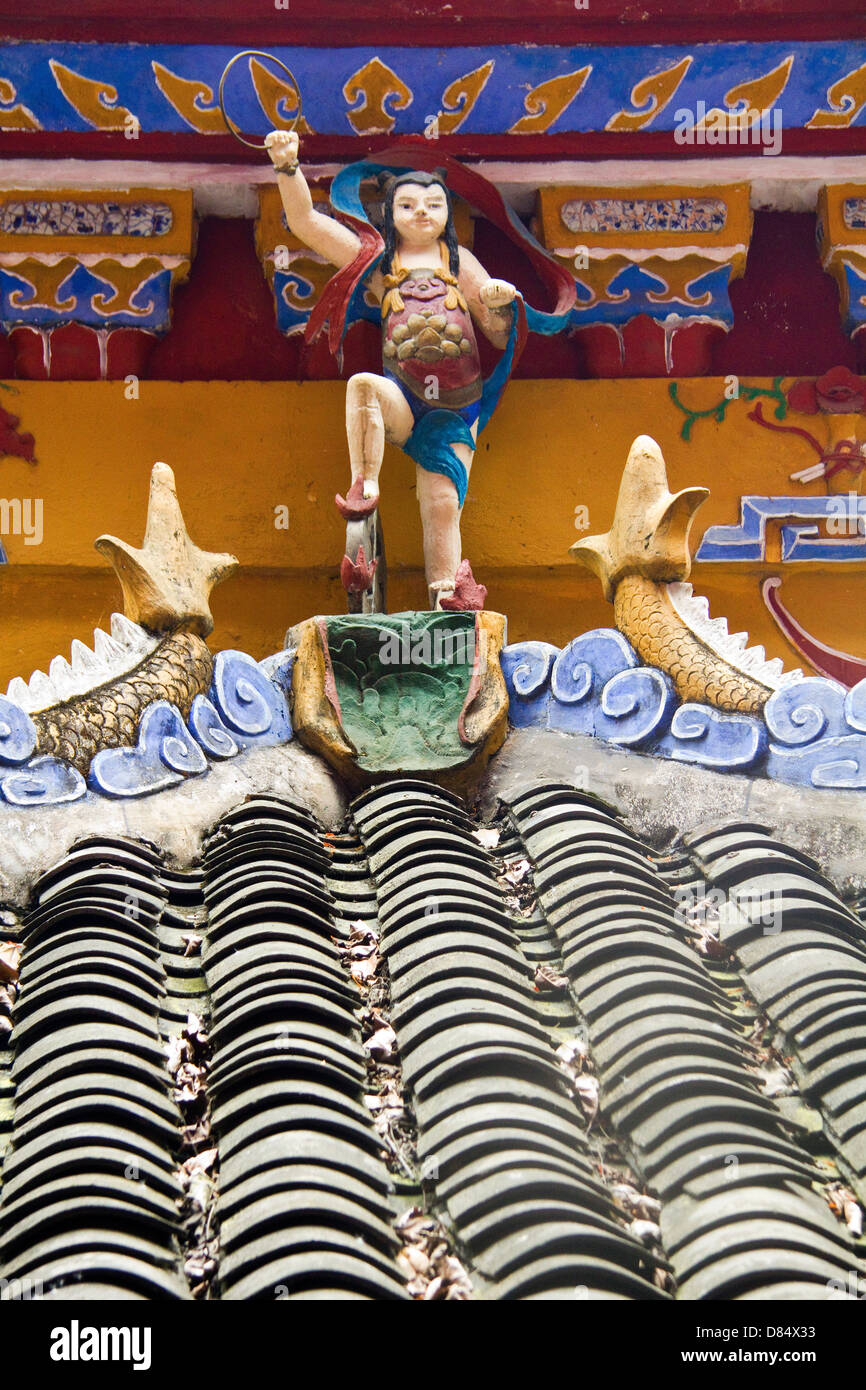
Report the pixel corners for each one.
[380,170,460,278]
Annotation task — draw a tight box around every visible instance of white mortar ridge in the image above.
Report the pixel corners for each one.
[0,741,348,905]
[2,157,866,218]
[4,613,159,714]
[480,727,866,896]
[665,581,802,692]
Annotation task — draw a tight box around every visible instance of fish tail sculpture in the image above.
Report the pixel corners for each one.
[571,436,794,714]
[31,631,215,773]
[11,463,237,775]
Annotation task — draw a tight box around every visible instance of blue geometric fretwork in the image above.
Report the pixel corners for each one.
[696,495,866,563]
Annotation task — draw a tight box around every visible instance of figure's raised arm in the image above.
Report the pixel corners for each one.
[265,131,362,270]
[458,246,519,352]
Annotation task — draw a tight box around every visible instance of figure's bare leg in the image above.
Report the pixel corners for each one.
[416,429,476,609]
[344,372,413,505]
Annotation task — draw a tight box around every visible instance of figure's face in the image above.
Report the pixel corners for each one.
[391,182,449,248]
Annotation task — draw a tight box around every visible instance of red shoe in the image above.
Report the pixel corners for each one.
[341,545,377,594]
[439,560,488,611]
[336,476,379,520]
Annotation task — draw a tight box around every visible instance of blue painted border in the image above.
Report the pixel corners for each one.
[1,41,864,136]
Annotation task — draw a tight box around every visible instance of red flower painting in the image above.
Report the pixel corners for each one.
[786,366,866,415]
[0,404,36,463]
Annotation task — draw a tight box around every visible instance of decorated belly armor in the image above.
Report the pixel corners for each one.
[381,243,482,410]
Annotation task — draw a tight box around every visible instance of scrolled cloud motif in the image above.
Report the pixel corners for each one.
[765,734,866,790]
[211,651,292,748]
[764,676,849,747]
[259,647,295,702]
[596,667,677,747]
[763,675,859,786]
[500,641,561,727]
[89,701,207,798]
[501,626,866,790]
[653,704,768,770]
[843,677,866,733]
[188,694,239,760]
[810,740,866,789]
[0,755,86,806]
[549,629,638,734]
[0,695,37,767]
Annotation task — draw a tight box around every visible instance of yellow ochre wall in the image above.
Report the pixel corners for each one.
[0,377,861,688]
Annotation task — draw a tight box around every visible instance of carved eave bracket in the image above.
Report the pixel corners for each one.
[535,182,753,371]
[818,184,866,340]
[0,187,195,378]
[255,183,335,337]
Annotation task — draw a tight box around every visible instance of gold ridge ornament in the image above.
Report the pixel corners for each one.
[29,464,237,774]
[571,435,779,714]
[95,462,237,638]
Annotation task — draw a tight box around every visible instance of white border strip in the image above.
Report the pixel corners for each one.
[1,156,866,217]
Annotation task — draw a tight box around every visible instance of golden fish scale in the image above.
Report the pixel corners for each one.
[613,574,771,715]
[32,631,213,775]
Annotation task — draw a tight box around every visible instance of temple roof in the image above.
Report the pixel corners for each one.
[1,770,864,1300]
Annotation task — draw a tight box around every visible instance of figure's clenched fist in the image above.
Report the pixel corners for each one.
[479,278,518,309]
[264,130,300,169]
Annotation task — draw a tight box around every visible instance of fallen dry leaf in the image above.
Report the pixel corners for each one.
[572,1073,600,1124]
[754,1063,792,1098]
[184,1013,208,1047]
[827,1182,863,1235]
[180,1148,217,1179]
[351,954,379,985]
[692,926,725,960]
[556,1038,589,1068]
[366,1024,397,1061]
[400,1245,429,1275]
[630,1218,662,1245]
[501,857,532,886]
[395,1205,473,1300]
[534,963,570,993]
[613,1182,662,1223]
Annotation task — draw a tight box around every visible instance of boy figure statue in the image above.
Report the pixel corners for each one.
[265,129,573,610]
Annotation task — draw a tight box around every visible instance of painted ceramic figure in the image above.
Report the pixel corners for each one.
[265,129,574,610]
